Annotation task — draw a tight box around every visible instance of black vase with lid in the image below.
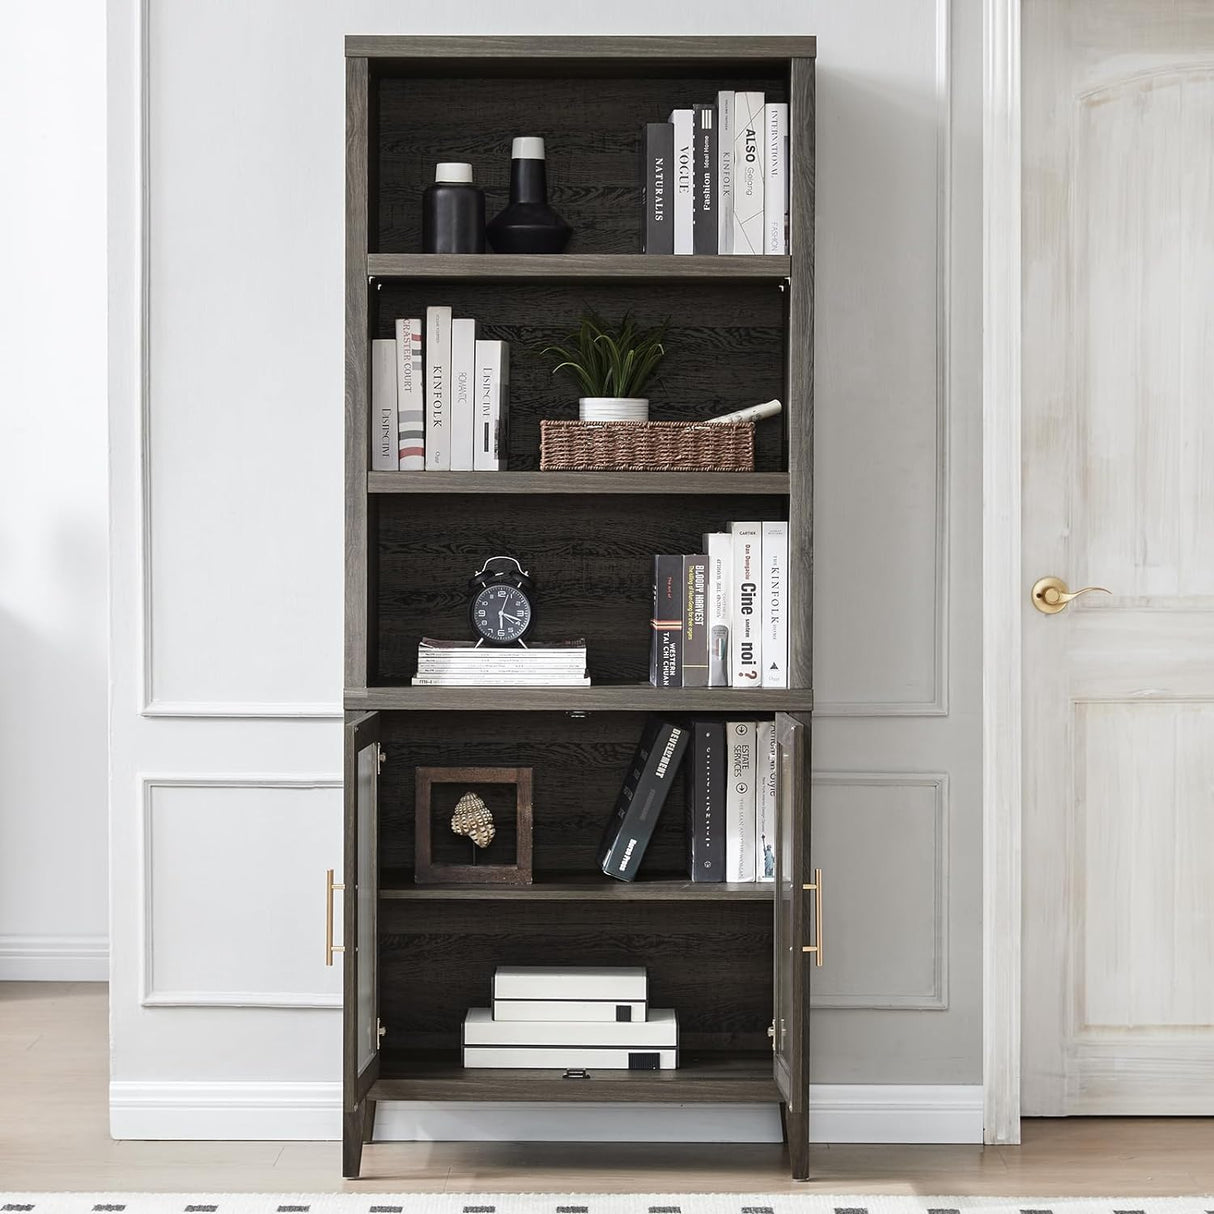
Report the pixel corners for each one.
[486,137,572,254]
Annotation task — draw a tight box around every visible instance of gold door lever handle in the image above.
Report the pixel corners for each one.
[1031,576,1111,615]
[325,867,345,966]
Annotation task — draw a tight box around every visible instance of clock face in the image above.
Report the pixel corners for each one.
[471,584,533,644]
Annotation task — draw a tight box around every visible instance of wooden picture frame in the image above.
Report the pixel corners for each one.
[414,766,533,885]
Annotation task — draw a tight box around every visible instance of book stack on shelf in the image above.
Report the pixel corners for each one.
[412,638,589,687]
[643,91,789,256]
[650,521,788,688]
[463,966,679,1071]
[687,719,778,884]
[371,306,509,473]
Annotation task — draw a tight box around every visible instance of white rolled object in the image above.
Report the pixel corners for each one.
[705,398,783,425]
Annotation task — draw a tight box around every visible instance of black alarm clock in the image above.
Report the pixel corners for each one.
[468,556,536,645]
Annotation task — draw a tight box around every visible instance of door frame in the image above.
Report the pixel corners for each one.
[981,0,1022,1145]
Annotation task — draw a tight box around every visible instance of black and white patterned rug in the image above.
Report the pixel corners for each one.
[1,1197,1210,1214]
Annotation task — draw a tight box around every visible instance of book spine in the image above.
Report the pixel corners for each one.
[642,122,675,255]
[693,103,718,255]
[669,108,694,255]
[701,532,732,686]
[463,1045,677,1070]
[394,318,424,470]
[493,999,648,1023]
[449,318,478,471]
[728,522,762,685]
[687,720,725,882]
[717,90,734,254]
[473,340,509,471]
[725,720,758,882]
[598,720,690,882]
[764,103,788,255]
[681,555,709,688]
[649,554,683,688]
[370,339,398,471]
[731,91,765,255]
[755,719,777,882]
[761,520,788,688]
[424,305,453,470]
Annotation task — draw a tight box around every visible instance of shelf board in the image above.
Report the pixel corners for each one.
[380,877,774,902]
[366,253,792,281]
[370,1049,779,1104]
[367,470,790,496]
[346,684,813,712]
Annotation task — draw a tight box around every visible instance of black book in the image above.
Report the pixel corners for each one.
[598,718,690,882]
[692,103,718,254]
[642,122,674,255]
[686,720,725,881]
[682,555,709,688]
[650,554,683,688]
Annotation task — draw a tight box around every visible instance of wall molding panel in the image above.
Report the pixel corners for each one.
[138,774,343,1009]
[810,771,949,1011]
[815,0,952,719]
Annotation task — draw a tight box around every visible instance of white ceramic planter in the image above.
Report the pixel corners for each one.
[578,396,650,422]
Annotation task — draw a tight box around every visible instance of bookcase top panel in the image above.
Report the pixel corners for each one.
[345,35,817,64]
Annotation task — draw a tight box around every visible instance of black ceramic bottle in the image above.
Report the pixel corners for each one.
[422,162,485,253]
[486,137,572,254]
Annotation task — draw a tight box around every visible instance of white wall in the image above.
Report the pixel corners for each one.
[0,0,109,980]
[105,0,982,1145]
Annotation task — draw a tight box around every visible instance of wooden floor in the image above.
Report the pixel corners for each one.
[3,982,1213,1195]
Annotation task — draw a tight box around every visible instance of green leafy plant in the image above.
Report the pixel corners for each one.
[540,310,669,399]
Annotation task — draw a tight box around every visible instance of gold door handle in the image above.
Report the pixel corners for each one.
[1031,576,1111,615]
[325,867,345,966]
[801,868,823,967]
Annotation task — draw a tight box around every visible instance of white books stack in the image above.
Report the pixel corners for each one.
[368,308,509,472]
[412,638,589,687]
[724,718,777,884]
[463,966,678,1070]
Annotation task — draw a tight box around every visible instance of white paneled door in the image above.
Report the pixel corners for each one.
[1021,0,1214,1115]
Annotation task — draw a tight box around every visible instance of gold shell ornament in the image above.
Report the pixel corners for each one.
[451,791,496,848]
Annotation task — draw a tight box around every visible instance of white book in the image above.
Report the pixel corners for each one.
[463,1045,678,1070]
[725,720,757,882]
[717,90,735,254]
[668,107,695,255]
[755,719,777,882]
[424,305,453,470]
[728,521,762,685]
[493,998,648,1023]
[394,318,424,470]
[731,91,765,255]
[701,531,732,687]
[494,965,647,1002]
[411,676,592,686]
[763,102,788,255]
[474,339,510,471]
[465,1007,677,1048]
[449,318,478,471]
[370,339,398,471]
[761,519,789,687]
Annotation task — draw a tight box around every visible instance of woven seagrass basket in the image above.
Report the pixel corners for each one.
[539,419,755,472]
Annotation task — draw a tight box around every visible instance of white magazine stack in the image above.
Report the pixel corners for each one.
[462,966,679,1070]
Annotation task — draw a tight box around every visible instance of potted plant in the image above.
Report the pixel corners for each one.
[540,310,668,422]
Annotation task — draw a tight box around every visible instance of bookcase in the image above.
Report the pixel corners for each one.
[342,36,816,1180]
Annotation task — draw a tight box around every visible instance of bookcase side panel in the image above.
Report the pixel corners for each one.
[346,55,371,690]
[786,57,815,690]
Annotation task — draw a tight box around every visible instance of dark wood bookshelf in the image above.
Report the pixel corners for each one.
[367,252,792,280]
[343,35,815,1182]
[366,470,792,495]
[379,876,776,902]
[346,685,813,712]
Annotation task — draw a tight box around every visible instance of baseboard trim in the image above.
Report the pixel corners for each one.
[0,934,108,981]
[109,1081,983,1144]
